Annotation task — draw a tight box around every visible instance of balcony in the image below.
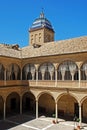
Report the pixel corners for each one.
[0,80,87,88]
[28,80,87,88]
[0,80,29,87]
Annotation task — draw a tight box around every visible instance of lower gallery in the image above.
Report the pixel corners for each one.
[0,12,87,126]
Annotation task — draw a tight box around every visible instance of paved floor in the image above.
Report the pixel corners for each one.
[0,115,87,130]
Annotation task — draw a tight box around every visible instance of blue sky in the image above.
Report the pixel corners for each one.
[0,0,87,47]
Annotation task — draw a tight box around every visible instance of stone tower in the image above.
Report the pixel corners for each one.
[29,11,54,46]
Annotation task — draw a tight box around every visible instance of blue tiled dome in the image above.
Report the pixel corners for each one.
[30,12,54,31]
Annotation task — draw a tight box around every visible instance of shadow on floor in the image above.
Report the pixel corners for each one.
[0,114,35,130]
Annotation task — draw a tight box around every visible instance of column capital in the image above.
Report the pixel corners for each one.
[53,63,59,70]
[35,64,39,71]
[36,98,38,102]
[76,62,82,69]
[78,102,81,107]
[3,96,6,103]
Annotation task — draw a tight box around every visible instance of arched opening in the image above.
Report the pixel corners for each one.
[22,64,36,80]
[38,63,55,80]
[38,71,42,80]
[7,64,21,80]
[81,62,87,80]
[81,97,87,123]
[38,93,55,117]
[58,94,78,121]
[44,71,51,80]
[27,72,32,80]
[11,72,15,80]
[6,92,20,117]
[0,96,4,119]
[57,61,78,80]
[22,92,35,115]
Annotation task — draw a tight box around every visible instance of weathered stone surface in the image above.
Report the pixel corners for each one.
[0,36,87,59]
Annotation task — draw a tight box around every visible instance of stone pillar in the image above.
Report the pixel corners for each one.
[4,69,6,86]
[21,70,22,80]
[42,72,45,80]
[53,63,58,86]
[50,72,53,80]
[4,100,6,120]
[79,69,81,88]
[55,69,57,87]
[62,72,65,81]
[71,72,75,81]
[36,70,38,81]
[4,69,6,81]
[60,65,66,81]
[79,103,82,127]
[36,70,38,86]
[55,101,58,122]
[35,64,39,82]
[31,72,35,80]
[36,99,38,118]
[20,96,22,115]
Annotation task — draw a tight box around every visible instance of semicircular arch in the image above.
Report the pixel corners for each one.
[22,91,36,99]
[80,96,87,104]
[6,91,20,99]
[37,91,55,101]
[57,92,79,103]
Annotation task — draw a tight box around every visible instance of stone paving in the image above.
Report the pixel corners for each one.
[0,115,87,130]
[8,117,87,130]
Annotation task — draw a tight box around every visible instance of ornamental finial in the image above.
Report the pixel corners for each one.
[40,8,45,18]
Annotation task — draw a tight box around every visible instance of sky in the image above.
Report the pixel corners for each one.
[0,0,87,48]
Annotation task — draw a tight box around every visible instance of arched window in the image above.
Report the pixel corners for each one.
[7,64,21,80]
[81,62,87,80]
[38,63,55,80]
[57,61,78,81]
[22,64,36,80]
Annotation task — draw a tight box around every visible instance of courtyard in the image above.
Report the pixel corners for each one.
[0,114,87,130]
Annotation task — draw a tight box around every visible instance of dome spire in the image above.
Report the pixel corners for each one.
[40,8,45,18]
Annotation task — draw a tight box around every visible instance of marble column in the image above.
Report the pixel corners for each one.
[21,70,22,80]
[4,69,6,81]
[36,70,38,85]
[36,99,38,118]
[55,102,58,122]
[79,69,81,88]
[42,72,45,80]
[55,69,57,87]
[4,100,6,120]
[79,103,82,127]
[20,96,22,115]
